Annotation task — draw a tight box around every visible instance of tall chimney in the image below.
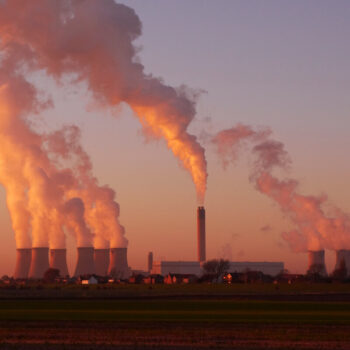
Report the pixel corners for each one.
[14,248,32,279]
[74,247,95,277]
[94,249,110,276]
[307,250,327,276]
[28,247,49,279]
[197,206,206,262]
[334,249,350,276]
[49,249,69,277]
[148,251,153,273]
[108,247,130,279]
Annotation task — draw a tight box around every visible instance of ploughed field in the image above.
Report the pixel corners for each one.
[2,296,350,349]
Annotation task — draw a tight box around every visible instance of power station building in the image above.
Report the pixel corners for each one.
[151,261,201,276]
[150,207,284,277]
[228,262,284,276]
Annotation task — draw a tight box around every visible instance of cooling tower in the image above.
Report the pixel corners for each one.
[74,247,95,277]
[49,249,69,277]
[148,251,153,273]
[108,247,131,279]
[94,249,110,276]
[197,206,206,262]
[28,247,49,279]
[14,248,32,279]
[334,249,350,276]
[307,250,327,276]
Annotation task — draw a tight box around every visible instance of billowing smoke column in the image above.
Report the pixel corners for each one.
[74,247,95,277]
[94,249,110,276]
[64,198,93,248]
[0,0,208,203]
[49,249,69,277]
[14,249,32,279]
[29,247,49,279]
[0,72,117,275]
[108,248,131,279]
[334,250,350,276]
[197,207,206,262]
[212,124,350,255]
[46,126,127,249]
[307,250,327,276]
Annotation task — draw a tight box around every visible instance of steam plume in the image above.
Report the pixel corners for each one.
[0,0,207,202]
[0,68,118,250]
[46,125,127,248]
[213,124,350,252]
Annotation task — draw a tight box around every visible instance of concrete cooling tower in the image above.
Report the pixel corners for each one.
[28,247,49,279]
[307,250,327,276]
[197,206,206,263]
[74,247,95,277]
[49,249,69,277]
[94,249,110,276]
[14,248,32,279]
[335,249,350,276]
[108,247,131,279]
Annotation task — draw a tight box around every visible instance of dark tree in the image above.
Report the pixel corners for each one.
[43,268,60,283]
[202,259,230,280]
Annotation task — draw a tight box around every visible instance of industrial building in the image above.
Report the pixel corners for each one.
[228,262,283,276]
[150,260,283,277]
[151,261,201,276]
[150,206,285,277]
[13,205,287,279]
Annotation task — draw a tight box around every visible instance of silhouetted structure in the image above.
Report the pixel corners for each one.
[49,249,69,277]
[307,250,327,276]
[108,247,131,279]
[14,248,31,279]
[28,247,49,279]
[148,252,153,273]
[74,247,95,277]
[334,249,350,277]
[197,206,206,262]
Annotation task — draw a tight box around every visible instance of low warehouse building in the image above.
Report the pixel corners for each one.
[151,261,201,276]
[228,262,284,276]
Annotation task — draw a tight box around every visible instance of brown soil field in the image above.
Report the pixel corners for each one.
[1,321,350,350]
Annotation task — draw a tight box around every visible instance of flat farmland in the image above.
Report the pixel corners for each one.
[1,297,350,349]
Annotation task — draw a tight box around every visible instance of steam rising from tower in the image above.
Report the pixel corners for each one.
[0,0,207,202]
[197,207,206,262]
[212,123,350,254]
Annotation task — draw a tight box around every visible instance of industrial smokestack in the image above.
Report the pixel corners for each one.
[49,249,69,277]
[94,249,110,276]
[74,247,95,277]
[197,207,206,262]
[307,250,327,276]
[108,248,130,279]
[148,252,153,273]
[334,250,350,276]
[14,248,32,279]
[28,247,49,279]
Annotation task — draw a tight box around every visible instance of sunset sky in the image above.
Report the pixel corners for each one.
[0,0,350,276]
